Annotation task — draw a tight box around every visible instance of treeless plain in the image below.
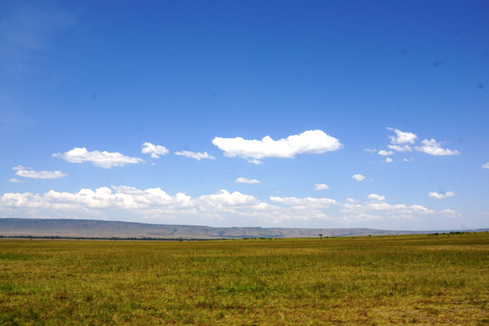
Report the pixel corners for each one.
[1,233,488,325]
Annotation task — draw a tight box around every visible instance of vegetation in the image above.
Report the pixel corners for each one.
[1,233,489,325]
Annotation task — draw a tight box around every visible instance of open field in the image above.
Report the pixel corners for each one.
[1,233,489,325]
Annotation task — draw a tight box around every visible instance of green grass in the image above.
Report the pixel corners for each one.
[1,233,489,325]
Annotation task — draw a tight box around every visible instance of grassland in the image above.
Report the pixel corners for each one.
[1,233,489,325]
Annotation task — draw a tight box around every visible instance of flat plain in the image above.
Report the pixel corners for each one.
[1,233,488,325]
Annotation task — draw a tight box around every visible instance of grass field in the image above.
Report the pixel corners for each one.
[1,233,489,325]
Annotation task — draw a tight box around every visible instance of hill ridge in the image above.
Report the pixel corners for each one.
[0,218,480,239]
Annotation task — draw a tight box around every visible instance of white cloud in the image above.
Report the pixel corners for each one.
[385,157,393,163]
[15,169,67,179]
[341,197,435,221]
[428,191,455,199]
[212,130,342,163]
[352,174,366,182]
[482,162,489,169]
[388,144,413,152]
[403,158,413,162]
[53,147,145,168]
[248,159,263,165]
[0,185,338,223]
[387,145,413,152]
[387,127,417,145]
[440,208,458,217]
[174,151,215,161]
[378,150,394,156]
[0,186,441,225]
[314,183,330,190]
[198,190,260,208]
[141,143,169,159]
[270,196,338,208]
[12,165,31,170]
[235,177,260,184]
[364,148,377,153]
[8,178,25,183]
[415,139,460,156]
[368,194,385,201]
[384,128,417,152]
[346,198,358,203]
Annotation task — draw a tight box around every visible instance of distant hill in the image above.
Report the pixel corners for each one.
[0,218,481,239]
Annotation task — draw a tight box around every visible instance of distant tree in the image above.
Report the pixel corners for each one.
[318,233,323,239]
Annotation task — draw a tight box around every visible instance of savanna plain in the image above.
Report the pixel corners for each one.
[1,233,489,325]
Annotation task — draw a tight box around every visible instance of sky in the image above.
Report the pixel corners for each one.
[1,0,488,230]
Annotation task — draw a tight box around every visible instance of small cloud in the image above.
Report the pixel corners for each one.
[387,127,417,145]
[378,150,394,156]
[364,148,377,153]
[12,165,32,170]
[482,162,489,169]
[8,178,25,183]
[142,143,169,159]
[235,177,260,184]
[15,169,68,179]
[53,147,144,168]
[388,144,413,152]
[415,139,460,156]
[352,174,366,182]
[403,158,413,162]
[174,151,215,161]
[314,184,329,190]
[346,198,358,203]
[384,157,393,163]
[248,159,263,165]
[368,194,385,201]
[429,191,455,200]
[440,208,458,217]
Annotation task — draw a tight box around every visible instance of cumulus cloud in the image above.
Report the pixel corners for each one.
[53,147,144,168]
[403,158,413,162]
[14,166,67,179]
[141,143,169,158]
[8,178,25,183]
[270,196,338,208]
[483,162,489,169]
[387,127,417,145]
[174,151,215,161]
[1,185,442,224]
[0,186,192,213]
[388,144,413,152]
[198,189,260,208]
[314,184,330,190]
[0,185,339,223]
[368,194,385,201]
[428,191,454,199]
[212,130,342,163]
[346,198,358,203]
[378,150,394,156]
[352,174,366,182]
[384,128,460,156]
[384,158,393,163]
[235,177,260,184]
[415,139,460,156]
[341,197,435,221]
[385,128,417,152]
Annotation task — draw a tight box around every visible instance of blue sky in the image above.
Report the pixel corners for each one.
[1,0,488,230]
